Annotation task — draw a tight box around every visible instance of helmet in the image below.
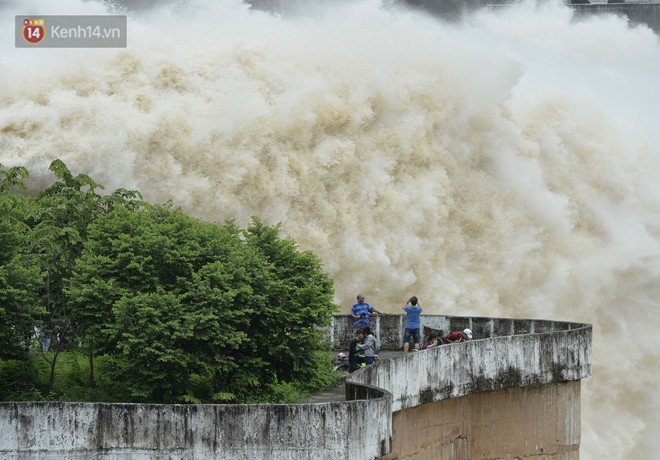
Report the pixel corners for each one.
[337,352,347,359]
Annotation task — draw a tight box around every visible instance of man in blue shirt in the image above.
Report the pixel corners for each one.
[403,296,422,352]
[351,294,381,332]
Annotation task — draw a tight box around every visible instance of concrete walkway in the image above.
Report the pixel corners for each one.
[304,350,406,403]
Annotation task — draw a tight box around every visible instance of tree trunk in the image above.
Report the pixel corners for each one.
[89,349,95,388]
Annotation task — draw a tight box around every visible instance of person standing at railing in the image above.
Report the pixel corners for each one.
[357,326,379,365]
[402,296,422,352]
[351,293,381,332]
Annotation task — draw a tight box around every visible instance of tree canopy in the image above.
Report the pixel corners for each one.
[0,160,338,403]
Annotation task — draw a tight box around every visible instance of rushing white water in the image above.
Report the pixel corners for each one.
[2,0,660,457]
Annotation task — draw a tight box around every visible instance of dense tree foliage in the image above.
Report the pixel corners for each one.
[28,160,143,391]
[0,164,43,360]
[0,161,338,403]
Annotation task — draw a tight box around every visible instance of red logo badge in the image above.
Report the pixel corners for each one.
[22,19,45,45]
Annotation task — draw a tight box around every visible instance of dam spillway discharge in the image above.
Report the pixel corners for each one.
[1,314,591,459]
[248,0,660,35]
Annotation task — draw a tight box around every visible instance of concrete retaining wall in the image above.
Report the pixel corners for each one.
[331,313,587,352]
[341,315,591,412]
[0,398,392,459]
[385,381,582,459]
[0,315,591,459]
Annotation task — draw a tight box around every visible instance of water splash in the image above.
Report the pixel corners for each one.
[2,0,660,457]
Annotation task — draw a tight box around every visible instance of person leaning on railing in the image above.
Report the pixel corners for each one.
[443,328,473,343]
[350,293,381,332]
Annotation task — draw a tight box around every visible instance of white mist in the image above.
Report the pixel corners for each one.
[2,0,660,457]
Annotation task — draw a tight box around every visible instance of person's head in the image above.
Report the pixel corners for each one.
[463,328,473,340]
[355,329,364,340]
[410,296,418,306]
[356,293,365,303]
[362,326,371,336]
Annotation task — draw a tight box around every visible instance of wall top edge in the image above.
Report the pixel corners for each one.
[333,313,591,329]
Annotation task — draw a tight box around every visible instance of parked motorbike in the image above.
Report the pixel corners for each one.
[333,352,350,372]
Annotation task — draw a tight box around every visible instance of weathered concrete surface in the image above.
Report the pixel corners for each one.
[0,315,591,459]
[345,316,591,412]
[329,313,406,351]
[384,381,581,460]
[0,398,392,459]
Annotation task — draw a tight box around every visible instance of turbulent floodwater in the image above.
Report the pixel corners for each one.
[2,0,660,457]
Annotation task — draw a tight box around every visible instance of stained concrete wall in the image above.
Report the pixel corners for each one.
[331,313,588,353]
[384,381,582,460]
[0,315,591,459]
[0,397,392,459]
[342,314,590,459]
[343,315,591,412]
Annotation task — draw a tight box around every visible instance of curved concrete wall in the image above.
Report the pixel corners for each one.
[339,315,591,412]
[0,315,591,459]
[386,381,582,459]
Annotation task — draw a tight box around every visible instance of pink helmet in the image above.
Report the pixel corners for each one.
[337,352,347,359]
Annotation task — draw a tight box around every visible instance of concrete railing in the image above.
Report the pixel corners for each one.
[340,315,592,412]
[0,315,591,459]
[330,313,588,350]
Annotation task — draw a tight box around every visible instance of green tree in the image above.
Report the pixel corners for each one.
[241,218,337,392]
[29,160,141,391]
[68,206,338,403]
[68,204,257,402]
[1,161,337,403]
[108,291,194,402]
[0,164,44,359]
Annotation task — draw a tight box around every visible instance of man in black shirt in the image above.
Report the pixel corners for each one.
[348,329,365,373]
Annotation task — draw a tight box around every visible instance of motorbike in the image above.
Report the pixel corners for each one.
[333,352,350,372]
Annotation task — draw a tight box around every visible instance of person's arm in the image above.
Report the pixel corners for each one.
[357,335,373,350]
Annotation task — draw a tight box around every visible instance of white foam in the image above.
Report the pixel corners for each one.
[2,0,660,457]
